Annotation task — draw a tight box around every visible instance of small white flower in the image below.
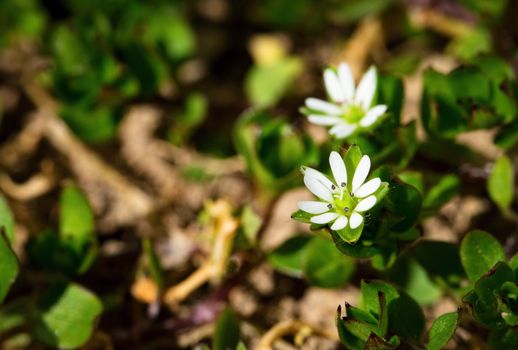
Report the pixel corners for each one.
[298,151,382,231]
[304,62,387,139]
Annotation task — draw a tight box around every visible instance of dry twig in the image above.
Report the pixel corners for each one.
[256,319,339,350]
[163,199,239,308]
[22,79,155,230]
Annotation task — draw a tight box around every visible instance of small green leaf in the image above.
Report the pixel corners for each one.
[423,175,460,210]
[303,236,355,288]
[0,194,15,243]
[213,307,240,350]
[0,229,18,303]
[245,57,302,108]
[268,235,311,277]
[34,282,103,349]
[461,230,505,282]
[290,209,313,224]
[59,184,95,242]
[488,155,514,212]
[426,311,459,350]
[240,205,262,245]
[388,292,425,342]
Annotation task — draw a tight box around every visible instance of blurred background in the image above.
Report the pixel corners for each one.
[0,0,518,349]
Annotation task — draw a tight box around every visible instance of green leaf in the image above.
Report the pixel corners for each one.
[303,236,355,288]
[488,155,514,212]
[245,57,302,108]
[426,311,459,350]
[213,307,240,350]
[60,184,95,243]
[388,292,425,342]
[388,256,442,305]
[34,282,103,349]
[239,206,262,246]
[268,235,311,277]
[361,280,399,318]
[384,179,422,232]
[0,194,15,243]
[290,209,313,224]
[0,229,18,303]
[423,175,460,210]
[59,184,98,274]
[460,230,505,282]
[413,241,465,286]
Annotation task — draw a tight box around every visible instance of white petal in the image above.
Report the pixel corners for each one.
[349,212,364,229]
[305,98,341,116]
[352,155,371,192]
[324,69,344,102]
[354,195,377,212]
[310,212,339,224]
[354,178,381,198]
[338,62,355,102]
[304,175,333,202]
[329,151,347,187]
[298,201,331,214]
[330,215,348,230]
[360,105,387,127]
[307,115,341,126]
[355,66,377,110]
[329,123,357,139]
[302,167,336,193]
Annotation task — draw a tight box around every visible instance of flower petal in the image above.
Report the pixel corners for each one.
[324,69,344,102]
[329,151,347,187]
[355,66,377,110]
[354,178,381,198]
[304,175,333,202]
[298,201,331,214]
[338,62,355,102]
[354,195,377,212]
[360,105,387,127]
[307,115,341,126]
[329,123,357,139]
[310,212,339,224]
[352,155,371,192]
[330,215,348,230]
[301,167,336,193]
[349,212,364,229]
[305,98,341,115]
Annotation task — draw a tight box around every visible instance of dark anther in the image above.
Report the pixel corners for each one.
[327,204,332,209]
[341,182,346,187]
[350,192,354,197]
[344,207,349,213]
[331,185,336,190]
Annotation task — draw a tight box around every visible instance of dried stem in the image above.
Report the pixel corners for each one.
[256,319,339,350]
[21,78,155,229]
[163,200,239,308]
[333,16,384,80]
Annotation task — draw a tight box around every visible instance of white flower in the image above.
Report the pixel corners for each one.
[304,62,387,139]
[298,151,382,231]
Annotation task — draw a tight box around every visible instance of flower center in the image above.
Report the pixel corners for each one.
[341,104,365,124]
[332,189,358,218]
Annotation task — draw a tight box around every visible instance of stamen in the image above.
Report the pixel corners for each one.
[331,184,336,190]
[327,204,332,209]
[350,192,354,197]
[344,207,350,213]
[341,182,346,187]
